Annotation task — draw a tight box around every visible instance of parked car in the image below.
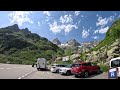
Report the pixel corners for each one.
[59,64,73,75]
[109,57,120,78]
[50,64,67,73]
[71,62,101,78]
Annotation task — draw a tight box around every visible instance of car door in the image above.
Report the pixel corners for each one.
[87,62,94,73]
[82,63,92,73]
[91,63,98,73]
[56,65,60,71]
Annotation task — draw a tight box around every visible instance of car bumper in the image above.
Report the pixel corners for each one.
[59,71,66,74]
[50,69,56,72]
[72,72,84,76]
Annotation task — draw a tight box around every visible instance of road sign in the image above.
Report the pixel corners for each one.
[108,68,118,79]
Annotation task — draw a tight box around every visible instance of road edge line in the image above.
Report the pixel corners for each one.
[18,69,36,79]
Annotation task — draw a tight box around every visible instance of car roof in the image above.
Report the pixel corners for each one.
[110,57,120,62]
[52,64,67,66]
[75,62,91,64]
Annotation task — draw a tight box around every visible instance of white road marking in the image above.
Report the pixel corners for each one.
[18,77,22,79]
[0,67,23,70]
[13,67,24,69]
[18,69,36,79]
[25,74,28,76]
[0,68,4,69]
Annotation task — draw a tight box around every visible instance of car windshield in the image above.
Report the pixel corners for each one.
[52,64,58,67]
[65,64,72,68]
[72,64,81,67]
[111,59,120,68]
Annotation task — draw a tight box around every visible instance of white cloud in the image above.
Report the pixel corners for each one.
[92,36,99,39]
[60,15,73,24]
[8,11,33,26]
[49,14,78,34]
[49,21,78,34]
[75,11,81,16]
[96,17,107,26]
[38,22,41,26]
[46,17,50,21]
[49,21,62,33]
[43,11,51,16]
[82,28,90,38]
[43,11,52,22]
[96,16,114,27]
[94,30,99,34]
[108,16,115,22]
[94,26,109,34]
[64,24,78,33]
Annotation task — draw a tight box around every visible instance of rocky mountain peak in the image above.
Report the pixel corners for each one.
[52,38,61,45]
[5,24,19,32]
[66,39,80,46]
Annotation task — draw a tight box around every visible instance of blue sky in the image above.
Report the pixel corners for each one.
[0,11,120,43]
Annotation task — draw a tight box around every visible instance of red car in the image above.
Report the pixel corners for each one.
[71,62,101,78]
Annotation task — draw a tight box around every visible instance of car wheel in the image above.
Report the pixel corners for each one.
[56,69,59,73]
[84,71,89,78]
[75,75,80,78]
[97,69,101,74]
[37,68,40,71]
[66,70,71,76]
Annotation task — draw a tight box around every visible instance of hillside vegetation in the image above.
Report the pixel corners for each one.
[0,24,64,64]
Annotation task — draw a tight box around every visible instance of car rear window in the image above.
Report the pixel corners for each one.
[52,64,58,67]
[61,65,66,67]
[72,64,81,67]
[55,65,66,67]
[66,64,72,68]
[56,65,60,67]
[111,59,120,68]
[82,62,91,66]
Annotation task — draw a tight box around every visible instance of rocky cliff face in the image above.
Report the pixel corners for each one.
[85,39,120,65]
[84,18,120,64]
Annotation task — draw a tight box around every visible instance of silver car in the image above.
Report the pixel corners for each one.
[59,64,73,75]
[50,64,67,73]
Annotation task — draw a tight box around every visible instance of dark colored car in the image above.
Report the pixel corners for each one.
[71,62,101,78]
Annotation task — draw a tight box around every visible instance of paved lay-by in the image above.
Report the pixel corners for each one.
[25,70,108,79]
[0,63,108,79]
[0,63,36,79]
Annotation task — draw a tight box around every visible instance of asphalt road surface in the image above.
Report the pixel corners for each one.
[25,70,108,79]
[0,63,108,79]
[0,63,36,79]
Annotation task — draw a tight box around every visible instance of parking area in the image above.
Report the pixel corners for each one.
[24,70,108,79]
[30,62,109,79]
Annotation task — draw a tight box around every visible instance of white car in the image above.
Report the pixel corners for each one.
[50,64,67,73]
[59,64,73,75]
[109,57,120,78]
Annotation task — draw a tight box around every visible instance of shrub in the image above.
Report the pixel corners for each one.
[100,64,109,72]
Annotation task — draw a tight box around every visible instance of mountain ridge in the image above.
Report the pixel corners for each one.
[0,24,64,64]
